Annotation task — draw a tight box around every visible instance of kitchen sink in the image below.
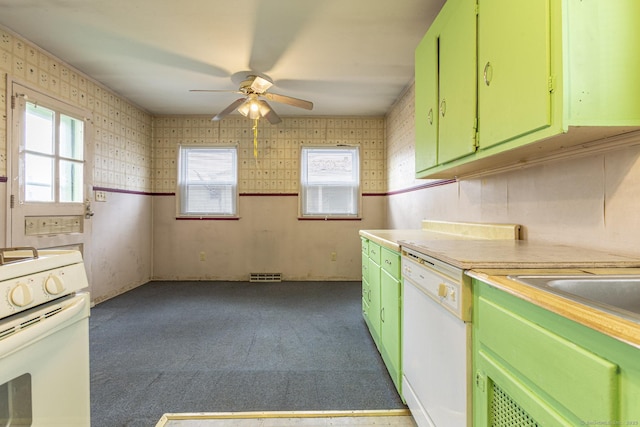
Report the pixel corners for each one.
[507,275,640,322]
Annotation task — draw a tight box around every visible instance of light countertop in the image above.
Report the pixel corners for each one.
[468,269,640,349]
[360,222,640,348]
[400,239,640,269]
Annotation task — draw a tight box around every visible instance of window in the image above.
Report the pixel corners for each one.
[177,146,238,217]
[23,101,84,203]
[300,146,360,217]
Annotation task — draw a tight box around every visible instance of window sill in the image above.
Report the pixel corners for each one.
[298,216,362,221]
[176,216,240,221]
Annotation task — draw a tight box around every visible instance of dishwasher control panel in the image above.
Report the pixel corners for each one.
[401,248,470,320]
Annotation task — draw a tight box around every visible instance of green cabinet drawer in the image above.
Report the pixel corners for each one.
[381,247,401,280]
[477,295,619,422]
[362,277,370,319]
[368,242,381,265]
[361,238,369,256]
[361,252,369,283]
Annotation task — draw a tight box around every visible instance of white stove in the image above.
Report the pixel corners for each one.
[0,247,91,426]
[0,248,88,318]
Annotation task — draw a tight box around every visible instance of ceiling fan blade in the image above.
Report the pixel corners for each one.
[212,98,247,121]
[257,100,282,124]
[262,92,313,110]
[190,89,243,94]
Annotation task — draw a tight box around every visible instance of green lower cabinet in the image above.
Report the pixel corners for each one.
[360,237,403,399]
[367,256,381,346]
[380,269,402,393]
[473,279,640,426]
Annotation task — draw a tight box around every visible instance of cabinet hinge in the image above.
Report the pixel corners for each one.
[11,95,16,110]
[548,76,555,93]
[10,194,15,208]
[473,118,479,148]
[475,372,486,392]
[475,3,479,15]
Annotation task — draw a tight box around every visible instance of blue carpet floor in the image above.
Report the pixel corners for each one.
[89,281,405,427]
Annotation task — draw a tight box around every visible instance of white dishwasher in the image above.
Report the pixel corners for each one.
[401,247,472,427]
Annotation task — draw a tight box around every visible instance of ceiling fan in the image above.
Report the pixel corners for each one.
[190,74,314,124]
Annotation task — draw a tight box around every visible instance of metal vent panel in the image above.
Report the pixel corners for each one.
[249,273,282,282]
[490,382,539,427]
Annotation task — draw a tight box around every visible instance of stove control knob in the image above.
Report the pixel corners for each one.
[44,275,65,295]
[10,283,34,307]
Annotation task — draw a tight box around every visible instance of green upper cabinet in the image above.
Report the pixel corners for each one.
[477,0,551,150]
[415,0,640,179]
[415,0,477,176]
[414,19,439,172]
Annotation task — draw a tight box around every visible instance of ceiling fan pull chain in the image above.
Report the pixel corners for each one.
[253,117,259,159]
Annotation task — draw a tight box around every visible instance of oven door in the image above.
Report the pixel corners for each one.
[0,293,90,426]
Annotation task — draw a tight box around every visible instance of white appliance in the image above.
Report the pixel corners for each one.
[401,247,472,427]
[0,247,90,426]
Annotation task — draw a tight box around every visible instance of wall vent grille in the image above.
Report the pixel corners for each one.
[249,273,282,282]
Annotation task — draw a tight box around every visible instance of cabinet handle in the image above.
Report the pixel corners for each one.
[483,61,493,86]
[381,307,385,322]
[427,108,433,125]
[385,259,392,265]
[439,99,446,117]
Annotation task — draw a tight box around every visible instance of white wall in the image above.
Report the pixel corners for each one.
[90,191,153,303]
[150,115,388,281]
[385,83,640,258]
[152,194,385,281]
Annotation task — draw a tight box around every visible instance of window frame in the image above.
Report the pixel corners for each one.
[176,145,239,219]
[299,145,362,219]
[21,100,86,205]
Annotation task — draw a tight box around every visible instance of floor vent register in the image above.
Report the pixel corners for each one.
[249,273,282,282]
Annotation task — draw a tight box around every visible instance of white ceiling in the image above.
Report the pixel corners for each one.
[0,0,445,118]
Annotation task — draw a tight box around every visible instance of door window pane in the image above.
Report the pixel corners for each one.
[59,114,84,160]
[59,160,83,203]
[25,153,54,202]
[25,103,54,154]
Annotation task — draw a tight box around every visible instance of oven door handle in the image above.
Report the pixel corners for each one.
[0,294,88,360]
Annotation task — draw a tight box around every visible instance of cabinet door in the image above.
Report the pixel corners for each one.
[477,0,551,149]
[381,270,402,390]
[475,351,573,427]
[415,23,440,174]
[438,0,477,164]
[368,257,381,345]
[474,281,620,426]
[362,276,370,321]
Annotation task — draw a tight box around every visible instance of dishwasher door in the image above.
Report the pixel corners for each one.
[402,278,471,427]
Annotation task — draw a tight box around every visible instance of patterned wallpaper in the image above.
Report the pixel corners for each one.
[0,26,153,192]
[1,25,388,196]
[385,83,422,192]
[152,115,386,194]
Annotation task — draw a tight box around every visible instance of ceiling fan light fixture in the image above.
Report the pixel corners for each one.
[237,99,252,117]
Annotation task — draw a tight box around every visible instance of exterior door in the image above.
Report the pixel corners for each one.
[7,81,93,281]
